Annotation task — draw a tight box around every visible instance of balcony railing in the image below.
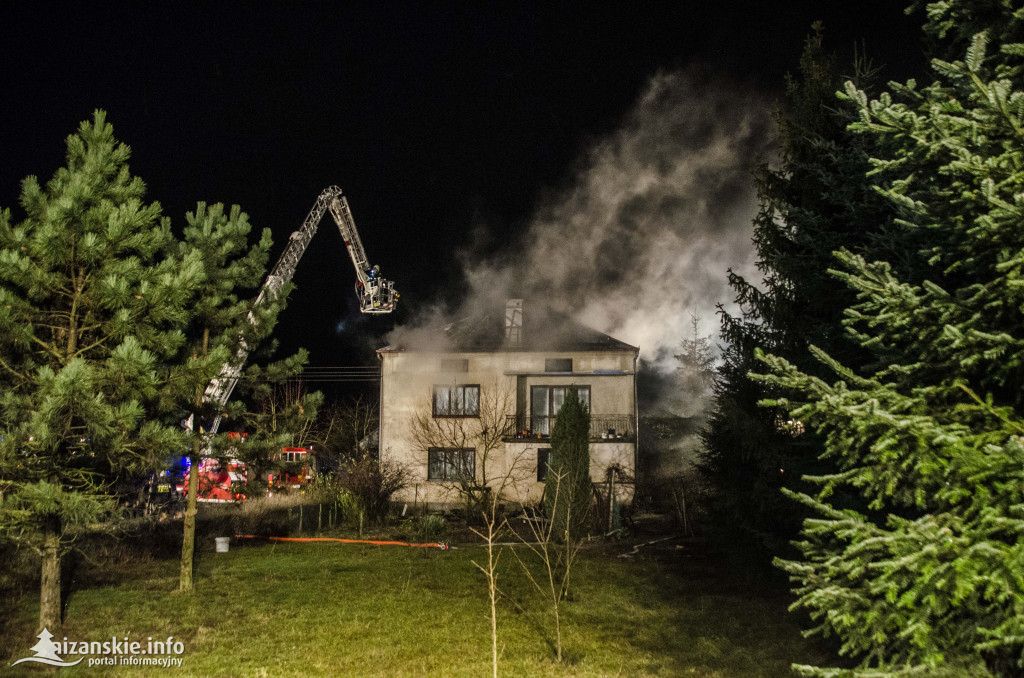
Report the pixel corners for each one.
[502,415,635,442]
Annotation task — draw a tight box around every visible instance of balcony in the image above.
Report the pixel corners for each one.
[502,414,635,442]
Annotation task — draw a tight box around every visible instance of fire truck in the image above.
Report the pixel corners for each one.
[181,187,396,495]
[178,432,249,502]
[267,447,315,494]
[180,456,248,502]
[179,446,315,500]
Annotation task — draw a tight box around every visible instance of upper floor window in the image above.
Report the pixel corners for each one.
[545,358,572,373]
[531,385,590,434]
[433,384,480,417]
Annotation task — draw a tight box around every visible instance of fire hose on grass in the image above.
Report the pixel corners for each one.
[233,534,449,550]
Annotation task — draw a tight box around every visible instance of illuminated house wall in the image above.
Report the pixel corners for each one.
[378,301,639,508]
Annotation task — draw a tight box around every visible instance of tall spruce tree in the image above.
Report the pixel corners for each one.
[759,2,1024,674]
[701,27,900,566]
[674,312,716,418]
[0,112,202,629]
[544,387,592,542]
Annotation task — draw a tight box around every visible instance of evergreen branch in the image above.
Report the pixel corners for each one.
[0,351,29,382]
[73,336,113,359]
[29,334,64,362]
[955,383,1024,434]
[968,70,1024,142]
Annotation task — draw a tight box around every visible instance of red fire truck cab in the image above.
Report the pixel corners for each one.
[267,447,315,494]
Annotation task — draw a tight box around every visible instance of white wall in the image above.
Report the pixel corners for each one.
[379,349,637,507]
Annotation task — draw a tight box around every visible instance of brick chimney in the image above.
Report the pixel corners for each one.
[505,299,523,347]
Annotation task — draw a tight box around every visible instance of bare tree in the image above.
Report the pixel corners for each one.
[409,379,517,516]
[312,395,379,473]
[510,468,584,663]
[469,446,532,678]
[410,378,533,676]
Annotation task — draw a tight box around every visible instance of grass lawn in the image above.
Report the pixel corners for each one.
[1,531,831,677]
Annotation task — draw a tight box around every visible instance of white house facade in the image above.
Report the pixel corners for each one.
[378,300,639,508]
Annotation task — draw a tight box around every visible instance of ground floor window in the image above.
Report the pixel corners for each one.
[427,448,475,482]
[537,448,550,482]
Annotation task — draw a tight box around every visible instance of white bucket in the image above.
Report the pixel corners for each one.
[215,537,230,553]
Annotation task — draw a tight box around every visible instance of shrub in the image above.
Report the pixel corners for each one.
[337,452,409,523]
[543,388,592,542]
[414,514,447,542]
[230,497,291,537]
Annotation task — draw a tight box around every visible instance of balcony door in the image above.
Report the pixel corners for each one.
[530,386,590,435]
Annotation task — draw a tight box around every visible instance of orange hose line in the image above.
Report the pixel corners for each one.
[233,534,449,550]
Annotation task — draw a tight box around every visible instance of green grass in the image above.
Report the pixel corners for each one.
[1,535,831,677]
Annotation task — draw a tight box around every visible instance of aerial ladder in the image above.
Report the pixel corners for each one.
[188,186,397,438]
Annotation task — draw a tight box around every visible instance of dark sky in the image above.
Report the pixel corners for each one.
[0,1,925,397]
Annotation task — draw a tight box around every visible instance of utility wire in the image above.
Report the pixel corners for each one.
[240,366,381,383]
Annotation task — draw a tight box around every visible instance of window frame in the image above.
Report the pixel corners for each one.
[530,385,591,435]
[432,384,481,417]
[427,447,476,483]
[537,448,551,482]
[531,385,591,417]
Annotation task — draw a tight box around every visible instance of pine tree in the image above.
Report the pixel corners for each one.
[700,26,900,566]
[674,312,715,418]
[0,111,202,629]
[171,201,274,593]
[760,3,1024,674]
[171,202,321,592]
[543,387,592,542]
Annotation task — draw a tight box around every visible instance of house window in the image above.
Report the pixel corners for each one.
[428,448,475,482]
[530,385,590,435]
[545,358,572,373]
[433,384,480,417]
[537,448,550,482]
[441,358,469,373]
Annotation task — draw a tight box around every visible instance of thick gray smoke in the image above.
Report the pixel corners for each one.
[389,69,774,369]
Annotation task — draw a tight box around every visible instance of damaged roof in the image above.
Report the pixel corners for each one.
[379,306,638,354]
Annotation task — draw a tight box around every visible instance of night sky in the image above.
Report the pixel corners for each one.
[1,2,925,398]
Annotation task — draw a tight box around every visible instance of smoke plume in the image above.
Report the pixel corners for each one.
[389,68,774,369]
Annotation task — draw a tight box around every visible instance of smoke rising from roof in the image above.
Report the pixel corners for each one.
[387,69,774,369]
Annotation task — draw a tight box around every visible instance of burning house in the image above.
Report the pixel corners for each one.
[378,300,639,508]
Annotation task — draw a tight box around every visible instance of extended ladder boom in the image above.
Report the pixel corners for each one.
[256,186,341,306]
[328,193,370,283]
[193,186,397,435]
[326,190,397,315]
